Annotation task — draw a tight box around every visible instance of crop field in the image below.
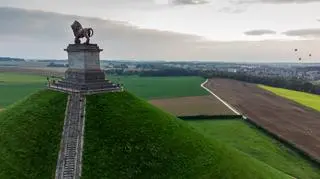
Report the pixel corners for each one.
[107,75,208,99]
[1,72,208,107]
[0,72,47,107]
[150,95,234,116]
[205,78,320,161]
[188,119,320,179]
[259,85,320,112]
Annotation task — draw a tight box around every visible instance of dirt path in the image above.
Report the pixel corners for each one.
[205,78,320,161]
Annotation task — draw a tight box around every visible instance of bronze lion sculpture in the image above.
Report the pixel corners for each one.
[71,20,94,44]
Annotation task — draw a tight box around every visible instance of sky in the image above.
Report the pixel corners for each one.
[0,0,320,62]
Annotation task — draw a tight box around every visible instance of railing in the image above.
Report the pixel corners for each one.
[48,83,123,94]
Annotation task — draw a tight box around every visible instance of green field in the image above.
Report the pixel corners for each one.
[108,75,208,99]
[188,119,320,179]
[0,72,47,107]
[0,72,207,108]
[0,90,67,179]
[259,85,320,112]
[83,92,290,179]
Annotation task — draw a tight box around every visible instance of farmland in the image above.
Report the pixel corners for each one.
[0,70,319,178]
[259,85,320,112]
[107,75,208,99]
[188,119,320,179]
[205,78,320,161]
[0,72,208,107]
[150,95,234,116]
[0,72,46,107]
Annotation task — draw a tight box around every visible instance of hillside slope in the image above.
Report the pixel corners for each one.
[0,90,67,179]
[83,91,291,179]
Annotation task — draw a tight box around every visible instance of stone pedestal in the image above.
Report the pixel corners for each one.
[64,44,105,84]
[50,44,121,93]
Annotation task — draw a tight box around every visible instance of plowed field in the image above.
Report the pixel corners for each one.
[205,78,320,161]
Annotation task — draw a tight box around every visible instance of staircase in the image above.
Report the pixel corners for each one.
[55,93,86,179]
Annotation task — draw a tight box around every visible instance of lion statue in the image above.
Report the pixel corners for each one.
[71,20,94,44]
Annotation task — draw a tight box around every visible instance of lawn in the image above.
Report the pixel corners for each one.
[107,75,208,99]
[0,90,67,179]
[0,72,47,107]
[82,91,290,179]
[188,119,320,179]
[259,85,320,112]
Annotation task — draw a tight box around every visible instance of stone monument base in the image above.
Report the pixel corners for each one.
[49,43,122,94]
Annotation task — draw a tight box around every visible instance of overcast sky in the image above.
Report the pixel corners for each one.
[0,0,320,62]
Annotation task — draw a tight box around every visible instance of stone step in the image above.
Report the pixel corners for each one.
[55,93,85,179]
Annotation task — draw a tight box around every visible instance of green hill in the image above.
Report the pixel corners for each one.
[82,91,291,179]
[0,90,67,179]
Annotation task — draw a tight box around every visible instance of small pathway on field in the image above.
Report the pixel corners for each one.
[201,79,299,179]
[200,79,241,115]
[55,93,86,179]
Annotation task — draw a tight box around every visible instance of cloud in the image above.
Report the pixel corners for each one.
[172,0,210,5]
[244,29,277,36]
[218,6,246,13]
[232,0,320,4]
[283,29,320,38]
[0,7,320,62]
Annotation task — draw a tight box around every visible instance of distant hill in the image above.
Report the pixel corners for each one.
[0,57,25,62]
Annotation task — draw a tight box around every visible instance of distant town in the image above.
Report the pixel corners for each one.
[1,56,320,93]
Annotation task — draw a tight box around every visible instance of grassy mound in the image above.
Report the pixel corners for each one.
[188,120,320,179]
[83,92,291,179]
[0,90,67,179]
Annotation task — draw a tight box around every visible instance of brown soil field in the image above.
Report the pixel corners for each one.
[205,78,320,161]
[149,95,235,116]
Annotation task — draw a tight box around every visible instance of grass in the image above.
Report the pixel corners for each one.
[107,75,208,99]
[259,85,320,112]
[0,72,45,83]
[188,119,320,179]
[82,91,291,179]
[0,90,67,179]
[0,72,47,107]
